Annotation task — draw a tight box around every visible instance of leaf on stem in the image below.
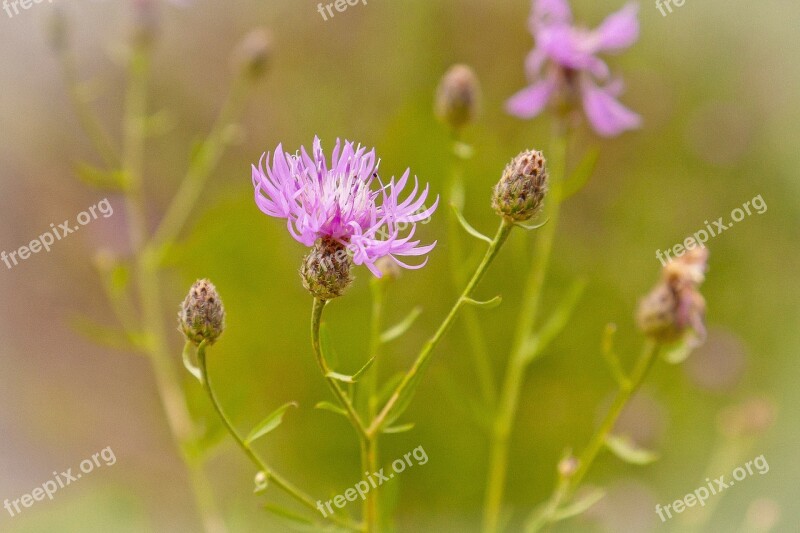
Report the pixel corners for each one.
[520,279,587,364]
[314,401,348,417]
[182,341,203,382]
[380,307,423,344]
[463,295,502,309]
[382,422,415,434]
[605,434,659,465]
[550,488,606,521]
[325,357,375,384]
[514,218,550,231]
[451,204,493,244]
[244,402,298,445]
[73,162,127,191]
[561,147,599,200]
[661,333,699,364]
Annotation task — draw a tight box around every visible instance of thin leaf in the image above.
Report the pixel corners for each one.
[605,434,660,465]
[263,504,314,527]
[661,333,698,364]
[380,307,423,344]
[562,147,600,200]
[520,279,587,364]
[451,204,492,244]
[376,372,405,406]
[515,218,550,231]
[463,295,502,309]
[314,401,348,417]
[326,356,375,384]
[73,162,126,191]
[382,423,415,434]
[70,315,140,351]
[551,488,606,521]
[244,402,298,445]
[182,341,202,382]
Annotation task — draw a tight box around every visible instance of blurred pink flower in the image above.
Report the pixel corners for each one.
[507,0,642,137]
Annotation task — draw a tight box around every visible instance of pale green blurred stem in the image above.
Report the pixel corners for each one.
[310,299,373,532]
[56,47,120,169]
[119,42,228,533]
[367,220,515,436]
[446,131,496,406]
[482,129,567,533]
[150,75,254,254]
[530,340,661,533]
[196,343,359,532]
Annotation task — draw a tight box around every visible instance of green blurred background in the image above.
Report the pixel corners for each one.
[0,0,797,531]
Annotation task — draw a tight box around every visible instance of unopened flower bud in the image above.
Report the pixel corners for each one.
[232,29,272,80]
[492,149,549,221]
[179,279,226,346]
[435,64,481,131]
[558,455,579,478]
[636,247,708,344]
[300,238,353,300]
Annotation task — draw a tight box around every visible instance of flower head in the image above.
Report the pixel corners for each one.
[507,0,641,137]
[252,137,438,277]
[435,64,481,131]
[492,149,549,221]
[179,279,225,346]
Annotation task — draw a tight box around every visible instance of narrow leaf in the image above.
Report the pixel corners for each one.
[376,372,405,406]
[521,279,587,364]
[605,434,660,465]
[551,488,606,521]
[451,204,492,244]
[182,341,203,382]
[314,401,347,417]
[70,315,140,351]
[515,218,550,231]
[380,307,423,344]
[244,402,298,445]
[562,147,600,200]
[661,333,699,364]
[263,504,314,526]
[382,423,415,434]
[601,323,630,389]
[73,162,126,191]
[463,295,502,309]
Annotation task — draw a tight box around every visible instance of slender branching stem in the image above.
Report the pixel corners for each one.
[368,219,515,437]
[196,343,359,532]
[528,340,661,532]
[482,128,567,533]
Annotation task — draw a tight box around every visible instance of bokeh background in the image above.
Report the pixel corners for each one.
[0,0,798,531]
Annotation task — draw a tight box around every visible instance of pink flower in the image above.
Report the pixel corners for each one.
[507,0,642,137]
[251,137,438,277]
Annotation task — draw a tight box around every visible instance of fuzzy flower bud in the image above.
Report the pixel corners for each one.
[435,64,481,131]
[232,28,272,80]
[492,149,549,221]
[179,279,226,346]
[300,238,353,300]
[636,247,708,344]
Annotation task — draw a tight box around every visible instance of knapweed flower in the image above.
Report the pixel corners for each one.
[506,0,641,137]
[251,137,438,279]
[637,246,708,346]
[492,149,549,221]
[179,279,225,346]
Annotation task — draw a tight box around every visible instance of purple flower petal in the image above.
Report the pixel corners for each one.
[591,3,640,52]
[580,79,642,137]
[506,75,557,119]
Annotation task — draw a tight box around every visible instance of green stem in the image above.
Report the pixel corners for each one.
[311,298,369,440]
[120,41,226,533]
[57,48,120,169]
[530,340,661,532]
[364,280,385,532]
[368,219,515,436]
[482,129,567,533]
[149,75,253,254]
[196,344,358,532]
[446,131,496,407]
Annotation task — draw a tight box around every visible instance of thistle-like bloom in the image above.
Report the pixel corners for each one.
[252,137,438,277]
[507,0,642,137]
[179,279,225,346]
